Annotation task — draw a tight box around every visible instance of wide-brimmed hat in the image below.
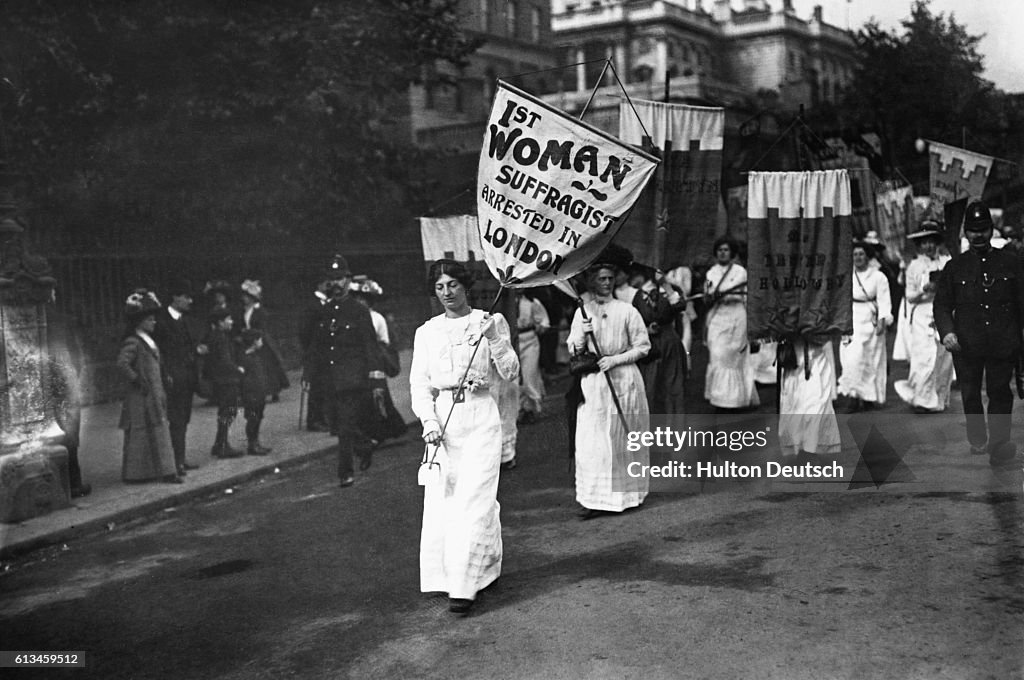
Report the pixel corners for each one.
[204,279,233,295]
[123,289,161,321]
[861,230,883,247]
[907,219,942,240]
[351,276,384,296]
[325,253,352,279]
[240,279,262,301]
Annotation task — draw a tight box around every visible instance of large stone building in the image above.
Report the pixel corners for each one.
[549,0,857,129]
[410,0,857,152]
[410,0,558,152]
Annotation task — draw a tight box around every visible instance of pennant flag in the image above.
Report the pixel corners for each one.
[476,81,658,288]
[746,170,853,341]
[928,140,994,209]
[875,185,913,263]
[419,215,482,263]
[617,99,725,268]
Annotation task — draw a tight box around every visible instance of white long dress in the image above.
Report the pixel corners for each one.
[410,310,520,600]
[894,254,953,411]
[568,298,651,512]
[838,267,893,403]
[779,340,841,456]
[704,263,759,408]
[517,296,550,415]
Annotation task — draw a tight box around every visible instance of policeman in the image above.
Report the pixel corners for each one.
[309,253,380,486]
[934,200,1024,468]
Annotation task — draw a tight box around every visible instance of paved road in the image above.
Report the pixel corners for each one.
[1,365,1023,679]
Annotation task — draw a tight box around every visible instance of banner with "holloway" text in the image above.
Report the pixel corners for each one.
[477,81,658,287]
[747,170,853,341]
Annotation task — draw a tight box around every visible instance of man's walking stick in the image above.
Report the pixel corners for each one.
[298,381,308,431]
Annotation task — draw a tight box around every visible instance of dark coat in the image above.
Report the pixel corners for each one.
[309,294,378,392]
[152,307,204,423]
[239,348,268,408]
[205,328,242,405]
[934,247,1024,360]
[236,305,290,394]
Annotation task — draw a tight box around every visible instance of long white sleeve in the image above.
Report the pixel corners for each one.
[409,325,438,425]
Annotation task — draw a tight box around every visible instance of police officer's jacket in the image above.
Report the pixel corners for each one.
[309,293,378,391]
[934,247,1024,360]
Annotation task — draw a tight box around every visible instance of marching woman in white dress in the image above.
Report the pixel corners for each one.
[410,260,519,615]
[894,221,953,412]
[568,262,651,519]
[704,237,759,409]
[838,241,893,409]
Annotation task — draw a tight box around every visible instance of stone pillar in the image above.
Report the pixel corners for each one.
[614,41,629,83]
[655,38,669,84]
[575,48,587,92]
[0,205,68,523]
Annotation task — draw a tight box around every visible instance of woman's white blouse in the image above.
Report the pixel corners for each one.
[409,310,519,424]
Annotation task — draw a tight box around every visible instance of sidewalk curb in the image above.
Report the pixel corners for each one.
[0,441,338,561]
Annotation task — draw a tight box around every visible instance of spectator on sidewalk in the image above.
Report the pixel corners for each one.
[117,289,182,484]
[206,305,245,459]
[237,279,290,402]
[153,278,208,476]
[239,329,272,456]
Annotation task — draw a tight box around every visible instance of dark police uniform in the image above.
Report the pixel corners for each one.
[934,227,1024,466]
[309,289,379,482]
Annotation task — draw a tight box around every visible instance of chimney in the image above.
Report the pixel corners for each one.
[744,0,768,10]
[812,5,823,22]
[783,0,794,12]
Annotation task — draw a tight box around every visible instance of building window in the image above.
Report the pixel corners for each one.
[682,43,691,62]
[424,83,435,110]
[531,6,542,42]
[480,0,490,31]
[506,1,517,38]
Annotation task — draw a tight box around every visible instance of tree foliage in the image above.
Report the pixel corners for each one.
[0,0,480,250]
[844,0,1020,180]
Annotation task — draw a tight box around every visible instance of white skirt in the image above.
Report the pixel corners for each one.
[420,389,503,600]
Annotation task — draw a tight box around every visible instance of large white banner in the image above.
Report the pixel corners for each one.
[477,81,658,287]
[419,215,481,263]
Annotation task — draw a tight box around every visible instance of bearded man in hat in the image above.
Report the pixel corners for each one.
[935,200,1024,469]
[308,253,380,487]
[153,278,209,474]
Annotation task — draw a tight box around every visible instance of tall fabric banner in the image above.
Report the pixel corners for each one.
[618,99,724,268]
[419,215,481,263]
[747,170,853,341]
[875,185,913,263]
[726,185,749,244]
[477,81,658,287]
[929,141,993,210]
